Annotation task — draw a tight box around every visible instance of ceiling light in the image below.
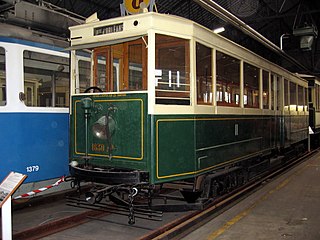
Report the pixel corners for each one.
[213,27,225,34]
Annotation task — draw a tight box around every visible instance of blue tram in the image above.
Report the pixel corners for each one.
[0,23,71,194]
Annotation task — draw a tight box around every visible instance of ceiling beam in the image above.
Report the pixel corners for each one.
[193,0,310,73]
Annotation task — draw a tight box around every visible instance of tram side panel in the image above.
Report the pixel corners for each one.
[151,115,196,184]
[151,114,279,184]
[281,114,308,149]
[292,115,308,144]
[195,115,275,172]
[0,112,69,182]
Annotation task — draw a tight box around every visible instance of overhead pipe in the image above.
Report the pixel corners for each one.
[193,0,309,72]
[280,33,290,50]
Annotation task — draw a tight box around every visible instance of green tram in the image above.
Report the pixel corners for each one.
[68,12,308,218]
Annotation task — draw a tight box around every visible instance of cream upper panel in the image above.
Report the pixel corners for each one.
[69,12,308,116]
[69,12,194,47]
[69,12,307,90]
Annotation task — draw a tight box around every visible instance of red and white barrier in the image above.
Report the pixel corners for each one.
[14,176,65,199]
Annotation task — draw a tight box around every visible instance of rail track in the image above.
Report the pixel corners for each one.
[9,149,317,240]
[140,149,318,240]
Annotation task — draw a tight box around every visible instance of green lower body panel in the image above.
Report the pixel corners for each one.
[70,92,308,186]
[151,115,284,184]
[153,116,196,181]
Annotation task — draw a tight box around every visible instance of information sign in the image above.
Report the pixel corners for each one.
[0,172,27,208]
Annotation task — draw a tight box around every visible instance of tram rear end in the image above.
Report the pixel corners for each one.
[68,13,152,187]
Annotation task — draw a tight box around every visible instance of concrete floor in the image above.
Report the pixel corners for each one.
[182,151,320,240]
[4,151,320,239]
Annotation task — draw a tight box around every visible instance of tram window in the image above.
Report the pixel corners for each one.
[284,79,289,109]
[23,51,69,107]
[0,47,5,106]
[277,76,282,110]
[113,58,120,92]
[94,50,107,91]
[298,85,304,108]
[315,86,318,111]
[155,34,190,105]
[317,86,319,111]
[78,59,91,93]
[308,86,312,106]
[263,70,269,109]
[196,43,212,105]
[216,51,240,107]
[318,86,320,111]
[92,38,147,93]
[93,47,122,92]
[314,86,316,110]
[316,85,320,111]
[244,62,259,108]
[271,74,275,110]
[315,86,318,110]
[128,44,145,90]
[304,87,308,111]
[290,82,297,108]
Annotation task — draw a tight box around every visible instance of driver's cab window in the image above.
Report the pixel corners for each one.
[94,49,108,92]
[92,37,147,93]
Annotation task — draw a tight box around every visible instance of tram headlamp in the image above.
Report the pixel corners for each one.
[92,116,116,140]
[92,122,107,139]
